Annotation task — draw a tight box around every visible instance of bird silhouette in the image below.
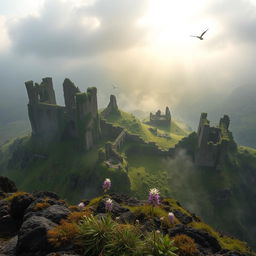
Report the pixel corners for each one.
[190,29,208,40]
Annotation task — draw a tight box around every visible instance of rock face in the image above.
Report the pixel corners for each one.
[0,176,17,193]
[0,190,252,256]
[102,94,120,117]
[195,113,234,168]
[25,77,101,150]
[17,216,56,255]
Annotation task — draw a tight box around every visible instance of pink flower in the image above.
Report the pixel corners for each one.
[105,198,113,212]
[168,212,175,224]
[78,202,85,210]
[103,178,111,192]
[148,188,160,206]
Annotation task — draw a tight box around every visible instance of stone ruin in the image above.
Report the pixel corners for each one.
[101,94,120,117]
[195,113,231,167]
[149,107,171,129]
[25,77,101,150]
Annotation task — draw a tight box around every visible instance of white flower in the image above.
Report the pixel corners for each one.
[149,188,160,195]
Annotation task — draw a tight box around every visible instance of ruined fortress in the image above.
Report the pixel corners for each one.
[149,107,171,129]
[195,113,232,167]
[25,78,233,168]
[25,78,101,150]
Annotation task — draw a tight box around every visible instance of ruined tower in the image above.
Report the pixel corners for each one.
[149,107,171,129]
[25,78,64,139]
[25,77,101,150]
[102,94,120,117]
[195,113,232,167]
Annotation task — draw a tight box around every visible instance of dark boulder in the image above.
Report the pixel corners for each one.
[0,177,17,193]
[169,224,221,253]
[109,193,143,206]
[0,200,19,236]
[119,211,136,223]
[24,205,70,224]
[96,198,129,217]
[33,191,60,200]
[10,193,34,220]
[172,209,193,225]
[0,236,17,256]
[17,216,57,255]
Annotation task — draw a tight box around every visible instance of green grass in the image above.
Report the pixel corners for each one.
[0,137,130,203]
[190,222,253,255]
[101,110,188,150]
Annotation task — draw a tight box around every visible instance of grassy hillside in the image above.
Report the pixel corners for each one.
[101,110,188,150]
[0,109,256,249]
[0,136,130,203]
[0,120,30,145]
[122,140,256,249]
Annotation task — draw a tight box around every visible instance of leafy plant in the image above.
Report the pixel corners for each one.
[105,224,143,256]
[76,215,117,256]
[144,232,177,256]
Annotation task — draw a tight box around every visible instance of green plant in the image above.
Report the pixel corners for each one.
[77,215,117,256]
[105,224,143,256]
[144,232,177,256]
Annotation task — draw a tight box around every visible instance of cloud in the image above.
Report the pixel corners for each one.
[7,0,149,58]
[203,0,256,48]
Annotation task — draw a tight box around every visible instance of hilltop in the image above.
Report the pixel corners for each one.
[0,177,254,256]
[0,77,256,249]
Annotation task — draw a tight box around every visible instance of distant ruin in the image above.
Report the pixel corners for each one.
[149,107,171,129]
[25,77,101,150]
[24,79,233,168]
[195,113,232,167]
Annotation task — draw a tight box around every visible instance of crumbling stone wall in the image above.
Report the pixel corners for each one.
[195,113,232,168]
[25,77,101,149]
[149,107,171,129]
[76,87,101,150]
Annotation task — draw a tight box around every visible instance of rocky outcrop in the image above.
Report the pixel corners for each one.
[0,190,253,256]
[17,216,56,255]
[0,176,17,193]
[102,94,120,117]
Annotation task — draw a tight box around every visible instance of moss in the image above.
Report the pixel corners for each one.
[190,222,253,255]
[4,191,29,201]
[87,196,104,207]
[33,202,51,211]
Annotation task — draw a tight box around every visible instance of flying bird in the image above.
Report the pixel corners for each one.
[190,29,208,40]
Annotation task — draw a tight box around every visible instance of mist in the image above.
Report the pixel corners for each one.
[0,0,256,147]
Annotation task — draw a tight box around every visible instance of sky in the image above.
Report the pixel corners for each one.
[1,0,256,125]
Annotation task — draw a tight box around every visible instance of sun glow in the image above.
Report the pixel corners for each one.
[139,0,216,59]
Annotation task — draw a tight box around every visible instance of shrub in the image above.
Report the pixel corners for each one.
[33,202,50,211]
[173,234,199,256]
[76,215,117,256]
[48,221,79,248]
[67,210,91,223]
[105,224,143,256]
[144,232,177,256]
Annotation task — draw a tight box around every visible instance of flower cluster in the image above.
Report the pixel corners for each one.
[103,178,111,193]
[105,198,113,212]
[148,188,160,206]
